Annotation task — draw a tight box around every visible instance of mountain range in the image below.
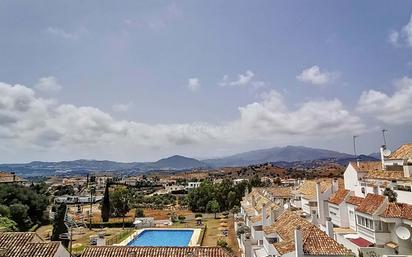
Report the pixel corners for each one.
[0,146,378,177]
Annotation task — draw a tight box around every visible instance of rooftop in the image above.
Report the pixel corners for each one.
[346,196,364,206]
[381,202,412,220]
[296,180,332,200]
[265,211,353,256]
[350,161,382,173]
[355,194,386,215]
[389,143,412,160]
[80,246,235,257]
[0,232,62,257]
[328,189,350,205]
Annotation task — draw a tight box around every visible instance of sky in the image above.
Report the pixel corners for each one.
[1,1,412,163]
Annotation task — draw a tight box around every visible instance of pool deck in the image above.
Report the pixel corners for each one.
[116,228,202,246]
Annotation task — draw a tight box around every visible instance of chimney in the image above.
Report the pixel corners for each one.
[316,182,325,225]
[380,146,386,170]
[261,203,267,226]
[251,195,256,207]
[326,217,334,238]
[403,163,412,178]
[332,179,338,192]
[269,208,275,225]
[294,226,303,257]
[310,210,318,226]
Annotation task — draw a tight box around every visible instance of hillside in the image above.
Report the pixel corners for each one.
[203,145,353,167]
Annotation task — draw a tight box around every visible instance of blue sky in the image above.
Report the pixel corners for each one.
[0,1,412,162]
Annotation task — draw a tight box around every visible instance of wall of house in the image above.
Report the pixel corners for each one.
[328,203,341,227]
[347,205,357,230]
[55,244,70,257]
[387,223,412,255]
[395,189,412,205]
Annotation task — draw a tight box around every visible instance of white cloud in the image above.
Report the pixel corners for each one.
[357,77,412,124]
[220,70,255,87]
[112,103,132,112]
[388,31,399,46]
[34,76,62,93]
[187,78,201,92]
[389,15,412,47]
[46,27,78,39]
[296,65,338,86]
[46,26,87,40]
[0,80,369,161]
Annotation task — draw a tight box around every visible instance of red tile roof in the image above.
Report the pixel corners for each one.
[81,246,235,257]
[346,196,364,206]
[355,194,386,215]
[350,162,382,173]
[0,232,63,257]
[389,144,412,160]
[328,189,350,205]
[381,203,412,220]
[265,211,353,256]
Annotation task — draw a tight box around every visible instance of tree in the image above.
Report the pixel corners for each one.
[0,183,48,231]
[227,191,237,209]
[10,204,31,231]
[101,183,111,222]
[135,208,144,218]
[178,215,186,223]
[383,188,398,203]
[110,187,132,229]
[207,200,220,219]
[0,204,10,217]
[51,203,68,242]
[0,217,17,231]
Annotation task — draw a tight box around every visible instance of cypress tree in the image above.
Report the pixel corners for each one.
[51,203,68,241]
[101,183,110,222]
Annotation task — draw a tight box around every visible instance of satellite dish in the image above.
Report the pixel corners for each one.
[283,203,289,209]
[383,149,392,157]
[395,225,411,240]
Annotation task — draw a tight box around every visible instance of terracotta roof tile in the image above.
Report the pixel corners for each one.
[346,196,364,206]
[381,203,412,220]
[81,246,235,257]
[0,232,62,257]
[389,144,412,160]
[328,189,350,205]
[296,180,332,200]
[266,187,293,198]
[266,211,352,256]
[350,162,382,173]
[355,194,386,215]
[364,170,411,181]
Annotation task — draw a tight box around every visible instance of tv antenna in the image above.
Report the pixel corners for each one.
[382,129,388,147]
[353,135,359,166]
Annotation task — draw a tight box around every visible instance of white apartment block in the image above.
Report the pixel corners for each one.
[238,143,412,257]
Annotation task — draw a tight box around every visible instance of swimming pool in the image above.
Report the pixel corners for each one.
[127,229,194,246]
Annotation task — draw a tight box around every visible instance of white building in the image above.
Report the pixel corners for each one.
[187,181,202,190]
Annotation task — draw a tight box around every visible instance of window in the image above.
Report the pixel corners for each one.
[356,215,374,230]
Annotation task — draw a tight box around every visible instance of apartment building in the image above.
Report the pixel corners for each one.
[239,187,353,257]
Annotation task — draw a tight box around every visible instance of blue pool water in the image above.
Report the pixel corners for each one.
[127,229,194,246]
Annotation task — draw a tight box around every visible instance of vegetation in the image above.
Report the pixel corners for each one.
[186,179,249,214]
[206,200,220,218]
[101,183,111,222]
[383,187,398,202]
[51,203,68,242]
[217,239,232,252]
[53,185,75,196]
[0,183,49,231]
[135,208,144,218]
[0,217,17,231]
